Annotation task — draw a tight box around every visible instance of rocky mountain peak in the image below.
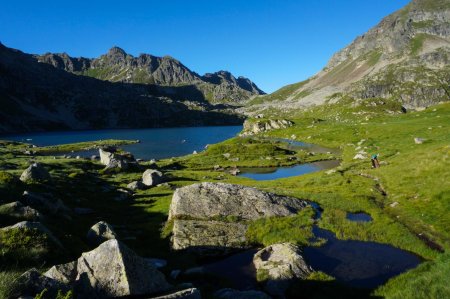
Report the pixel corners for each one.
[107,46,127,57]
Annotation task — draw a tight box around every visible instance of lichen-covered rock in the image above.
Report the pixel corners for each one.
[10,268,70,299]
[1,221,63,248]
[127,180,146,191]
[172,220,248,254]
[19,163,51,182]
[169,182,308,221]
[169,183,309,255]
[0,201,41,220]
[86,221,117,246]
[240,119,294,136]
[149,288,201,299]
[214,288,271,299]
[76,239,170,298]
[253,243,312,297]
[44,261,77,284]
[142,169,166,187]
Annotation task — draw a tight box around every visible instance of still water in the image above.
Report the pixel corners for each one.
[2,126,242,160]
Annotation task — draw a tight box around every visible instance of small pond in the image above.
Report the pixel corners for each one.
[346,212,373,222]
[239,160,340,181]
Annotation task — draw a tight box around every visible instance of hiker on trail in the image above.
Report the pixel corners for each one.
[371,154,380,168]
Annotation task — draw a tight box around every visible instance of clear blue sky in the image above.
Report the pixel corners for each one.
[1,0,410,93]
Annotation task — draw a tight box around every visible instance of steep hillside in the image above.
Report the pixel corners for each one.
[247,0,450,113]
[0,44,243,133]
[36,47,264,104]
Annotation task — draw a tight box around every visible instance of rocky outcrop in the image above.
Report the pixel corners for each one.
[86,221,118,246]
[242,0,450,113]
[214,288,271,299]
[0,201,41,220]
[142,169,166,187]
[99,148,137,172]
[169,183,308,221]
[240,119,294,136]
[253,243,312,297]
[19,163,51,182]
[169,183,309,255]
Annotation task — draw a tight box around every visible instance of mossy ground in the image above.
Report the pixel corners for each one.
[0,101,448,298]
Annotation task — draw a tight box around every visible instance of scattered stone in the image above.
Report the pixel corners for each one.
[86,221,117,246]
[20,163,51,182]
[44,261,77,284]
[76,239,170,298]
[149,288,201,299]
[76,155,81,159]
[115,188,132,201]
[90,155,99,160]
[223,153,231,159]
[253,243,312,297]
[325,169,336,175]
[213,165,221,171]
[192,150,198,155]
[214,288,271,299]
[414,137,425,144]
[353,153,366,160]
[127,180,146,191]
[229,168,241,176]
[0,201,41,220]
[390,201,399,208]
[142,169,166,187]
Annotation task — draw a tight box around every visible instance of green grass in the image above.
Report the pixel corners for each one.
[246,207,316,247]
[410,33,428,56]
[33,139,138,155]
[375,252,450,298]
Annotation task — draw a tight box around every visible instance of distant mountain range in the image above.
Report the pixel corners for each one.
[248,0,450,112]
[36,47,264,104]
[0,44,250,133]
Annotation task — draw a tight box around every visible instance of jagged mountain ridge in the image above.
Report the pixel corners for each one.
[247,0,450,113]
[0,43,244,133]
[36,47,264,104]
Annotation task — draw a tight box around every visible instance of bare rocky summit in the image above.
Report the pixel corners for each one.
[245,0,450,113]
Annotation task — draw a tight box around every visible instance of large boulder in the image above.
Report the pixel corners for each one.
[76,239,170,298]
[99,148,136,172]
[0,201,41,220]
[1,221,63,248]
[21,191,70,216]
[169,182,308,221]
[169,183,309,255]
[172,220,248,254]
[142,169,166,187]
[19,163,51,182]
[214,288,271,299]
[86,221,117,246]
[253,243,312,297]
